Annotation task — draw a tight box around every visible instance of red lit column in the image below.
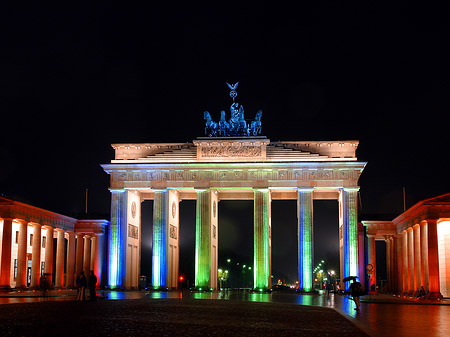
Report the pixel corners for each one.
[75,233,84,277]
[44,226,54,286]
[95,234,104,287]
[66,232,75,288]
[54,229,65,288]
[402,230,408,294]
[30,223,42,289]
[420,221,429,291]
[83,235,91,276]
[90,235,96,274]
[0,219,14,290]
[426,219,442,298]
[413,225,421,291]
[386,238,391,292]
[15,220,28,289]
[395,234,403,294]
[367,235,376,292]
[407,228,415,294]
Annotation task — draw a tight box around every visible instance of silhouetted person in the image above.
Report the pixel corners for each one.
[350,278,362,310]
[39,274,50,300]
[88,270,97,301]
[419,286,426,298]
[76,271,87,301]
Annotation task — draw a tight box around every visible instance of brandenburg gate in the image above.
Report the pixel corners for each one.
[101,84,366,291]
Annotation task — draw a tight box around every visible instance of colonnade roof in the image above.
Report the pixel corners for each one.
[0,197,108,233]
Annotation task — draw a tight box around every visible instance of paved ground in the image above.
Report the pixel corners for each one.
[1,290,449,336]
[0,297,367,336]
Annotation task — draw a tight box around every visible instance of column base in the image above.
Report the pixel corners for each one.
[296,289,319,294]
[252,287,272,293]
[426,291,443,300]
[150,286,169,292]
[0,285,13,292]
[192,286,212,292]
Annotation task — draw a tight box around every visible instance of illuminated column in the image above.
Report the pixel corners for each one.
[367,235,376,291]
[44,226,54,286]
[30,223,42,289]
[386,238,391,292]
[108,189,127,288]
[55,229,65,288]
[341,188,359,284]
[254,188,271,291]
[298,188,313,292]
[390,237,396,292]
[75,233,84,277]
[426,219,442,298]
[90,235,96,274]
[407,228,414,294]
[401,230,408,294]
[15,220,28,289]
[83,235,91,276]
[0,219,13,290]
[420,221,429,290]
[413,225,421,292]
[195,189,212,290]
[396,234,403,293]
[152,190,169,289]
[95,234,104,287]
[66,232,76,288]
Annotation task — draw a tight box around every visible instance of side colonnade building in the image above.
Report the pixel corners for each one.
[0,197,108,290]
[102,138,366,291]
[363,193,450,299]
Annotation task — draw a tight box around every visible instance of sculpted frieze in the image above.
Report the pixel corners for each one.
[201,144,262,158]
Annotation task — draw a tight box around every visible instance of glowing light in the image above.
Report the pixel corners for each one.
[253,189,270,291]
[152,190,169,289]
[298,189,313,292]
[342,189,359,285]
[109,190,126,288]
[195,190,211,289]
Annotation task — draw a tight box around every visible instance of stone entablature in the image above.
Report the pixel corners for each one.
[193,138,269,162]
[102,162,365,191]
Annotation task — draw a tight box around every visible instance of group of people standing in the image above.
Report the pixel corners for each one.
[76,270,97,301]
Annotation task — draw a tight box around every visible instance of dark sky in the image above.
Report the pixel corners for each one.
[1,3,449,284]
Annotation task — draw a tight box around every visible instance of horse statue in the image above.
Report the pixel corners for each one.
[237,105,249,136]
[218,110,230,137]
[250,109,262,136]
[204,111,218,137]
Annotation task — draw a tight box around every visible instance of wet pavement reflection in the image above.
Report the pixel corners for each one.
[1,290,449,336]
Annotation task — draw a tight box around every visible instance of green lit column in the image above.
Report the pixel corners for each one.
[253,189,271,291]
[298,188,313,292]
[152,190,169,289]
[342,188,359,285]
[195,189,211,290]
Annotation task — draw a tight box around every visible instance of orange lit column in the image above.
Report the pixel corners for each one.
[15,220,28,289]
[386,238,391,292]
[390,237,396,292]
[30,223,42,289]
[407,228,415,294]
[83,235,91,276]
[0,219,13,290]
[413,225,421,291]
[426,219,442,298]
[367,235,376,291]
[420,221,429,290]
[66,232,76,288]
[44,226,54,286]
[54,229,65,288]
[402,230,408,294]
[395,234,403,293]
[75,233,84,277]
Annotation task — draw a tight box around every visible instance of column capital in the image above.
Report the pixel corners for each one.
[406,227,413,232]
[297,188,314,192]
[342,187,360,192]
[15,219,28,225]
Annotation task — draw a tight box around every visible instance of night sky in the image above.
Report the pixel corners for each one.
[1,3,449,284]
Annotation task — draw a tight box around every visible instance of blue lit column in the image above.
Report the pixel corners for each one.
[298,188,313,292]
[341,188,359,285]
[152,190,169,289]
[254,189,271,291]
[108,189,127,288]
